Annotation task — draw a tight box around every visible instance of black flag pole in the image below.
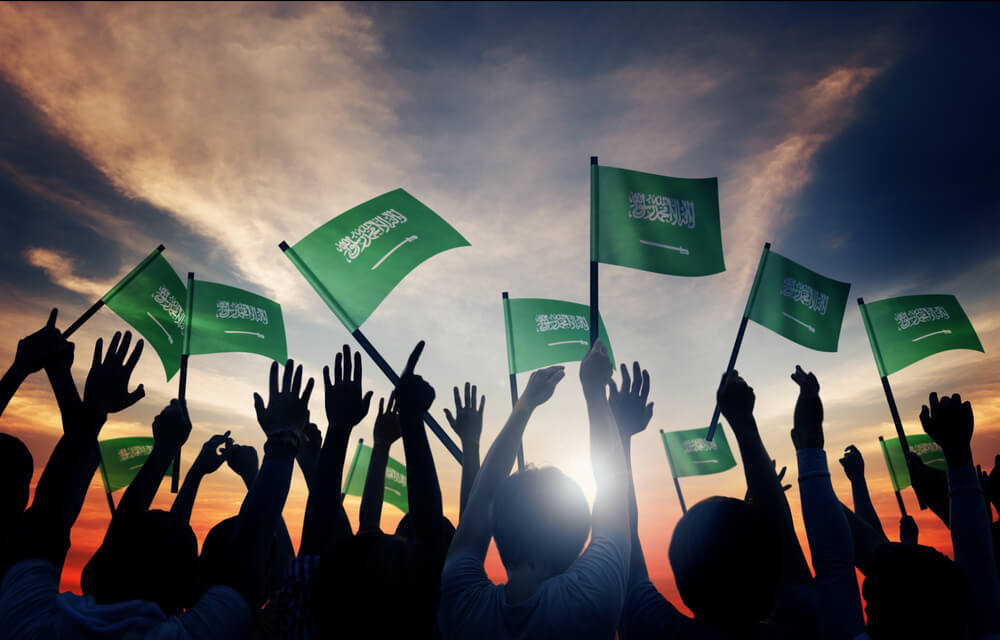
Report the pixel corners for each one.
[172,272,194,493]
[879,435,909,518]
[590,156,599,347]
[705,242,770,441]
[660,429,687,513]
[63,244,166,339]
[502,292,526,471]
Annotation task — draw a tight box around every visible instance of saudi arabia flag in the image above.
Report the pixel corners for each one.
[98,437,173,493]
[745,250,851,352]
[503,297,614,374]
[593,165,725,277]
[660,426,737,478]
[879,434,948,492]
[184,279,287,363]
[101,249,186,380]
[860,294,983,377]
[283,189,470,331]
[343,443,408,513]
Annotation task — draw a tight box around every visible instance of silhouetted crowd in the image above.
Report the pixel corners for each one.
[1,310,998,639]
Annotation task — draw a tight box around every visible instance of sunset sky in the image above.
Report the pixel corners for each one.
[1,2,999,606]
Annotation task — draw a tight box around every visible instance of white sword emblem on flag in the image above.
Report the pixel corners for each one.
[912,329,952,342]
[372,235,419,270]
[225,330,266,339]
[547,340,589,347]
[782,312,815,333]
[639,239,689,255]
[146,312,173,344]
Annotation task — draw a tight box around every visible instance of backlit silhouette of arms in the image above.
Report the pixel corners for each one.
[445,382,485,518]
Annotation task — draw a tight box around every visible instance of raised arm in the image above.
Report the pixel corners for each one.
[169,431,233,525]
[359,396,401,533]
[790,365,866,640]
[1,309,68,417]
[839,445,888,543]
[394,342,445,545]
[718,370,812,584]
[448,365,564,560]
[445,383,485,517]
[222,359,313,606]
[115,399,190,515]
[905,451,951,527]
[300,345,371,556]
[919,392,1000,638]
[226,442,296,571]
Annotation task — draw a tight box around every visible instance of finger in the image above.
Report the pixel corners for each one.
[919,405,931,429]
[353,349,362,384]
[631,362,641,394]
[471,385,478,411]
[464,381,471,409]
[116,331,133,364]
[402,340,425,378]
[478,394,485,415]
[124,384,145,408]
[91,337,103,371]
[453,386,461,411]
[124,339,144,375]
[361,390,373,415]
[46,308,58,329]
[334,350,343,384]
[929,392,939,412]
[323,365,332,391]
[342,344,352,382]
[845,444,859,456]
[388,390,396,413]
[640,369,650,404]
[444,408,455,429]
[301,378,315,405]
[253,392,265,423]
[282,359,294,393]
[379,397,385,417]
[292,364,303,396]
[106,332,122,365]
[268,361,279,402]
[620,363,631,394]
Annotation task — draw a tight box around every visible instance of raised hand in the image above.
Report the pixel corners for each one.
[716,369,755,426]
[919,392,974,466]
[13,308,68,375]
[374,395,402,448]
[152,399,192,455]
[608,361,653,439]
[323,345,373,434]
[82,331,145,417]
[839,445,865,483]
[790,365,823,451]
[775,460,791,492]
[519,365,565,409]
[226,444,260,485]
[253,359,315,441]
[579,339,612,392]
[444,382,485,445]
[191,431,234,476]
[899,515,919,544]
[394,341,435,421]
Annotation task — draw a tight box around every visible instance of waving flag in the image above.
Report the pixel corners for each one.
[860,294,983,377]
[745,250,850,352]
[879,434,948,491]
[593,166,724,277]
[98,437,173,493]
[503,297,614,374]
[184,279,287,362]
[661,426,737,477]
[282,188,470,331]
[343,442,409,513]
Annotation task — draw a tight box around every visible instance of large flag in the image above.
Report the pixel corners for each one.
[593,165,724,277]
[661,426,737,477]
[343,443,408,513]
[283,189,470,331]
[503,297,614,374]
[745,250,850,352]
[860,294,983,377]
[879,434,948,492]
[98,437,172,493]
[101,249,186,380]
[184,279,287,362]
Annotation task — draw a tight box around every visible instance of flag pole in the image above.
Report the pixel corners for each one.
[342,437,364,503]
[502,292,526,471]
[63,244,166,338]
[172,272,194,493]
[98,454,116,515]
[279,241,463,465]
[706,242,770,441]
[590,156,599,347]
[660,429,687,513]
[878,435,908,518]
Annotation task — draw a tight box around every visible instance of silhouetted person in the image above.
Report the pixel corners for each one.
[0,433,32,583]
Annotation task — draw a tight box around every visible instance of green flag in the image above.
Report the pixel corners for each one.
[593,165,724,277]
[879,434,947,492]
[745,249,850,352]
[860,294,983,377]
[283,189,470,331]
[98,437,173,493]
[184,279,287,362]
[661,426,737,478]
[101,249,186,380]
[503,297,614,374]
[343,443,408,513]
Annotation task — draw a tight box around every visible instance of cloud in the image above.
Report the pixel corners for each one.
[24,247,118,298]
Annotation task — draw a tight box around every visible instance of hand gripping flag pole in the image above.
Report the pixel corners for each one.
[502,292,527,471]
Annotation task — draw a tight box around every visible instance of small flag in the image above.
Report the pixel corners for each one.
[860,294,983,377]
[661,426,737,477]
[593,166,724,277]
[185,279,287,362]
[98,437,173,493]
[343,443,408,513]
[283,189,470,331]
[101,250,186,380]
[879,434,948,492]
[503,297,614,374]
[745,250,850,352]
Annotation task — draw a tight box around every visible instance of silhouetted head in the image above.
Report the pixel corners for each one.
[863,543,968,640]
[81,509,198,614]
[199,516,289,603]
[669,497,780,630]
[313,532,437,638]
[491,466,591,575]
[0,433,32,519]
